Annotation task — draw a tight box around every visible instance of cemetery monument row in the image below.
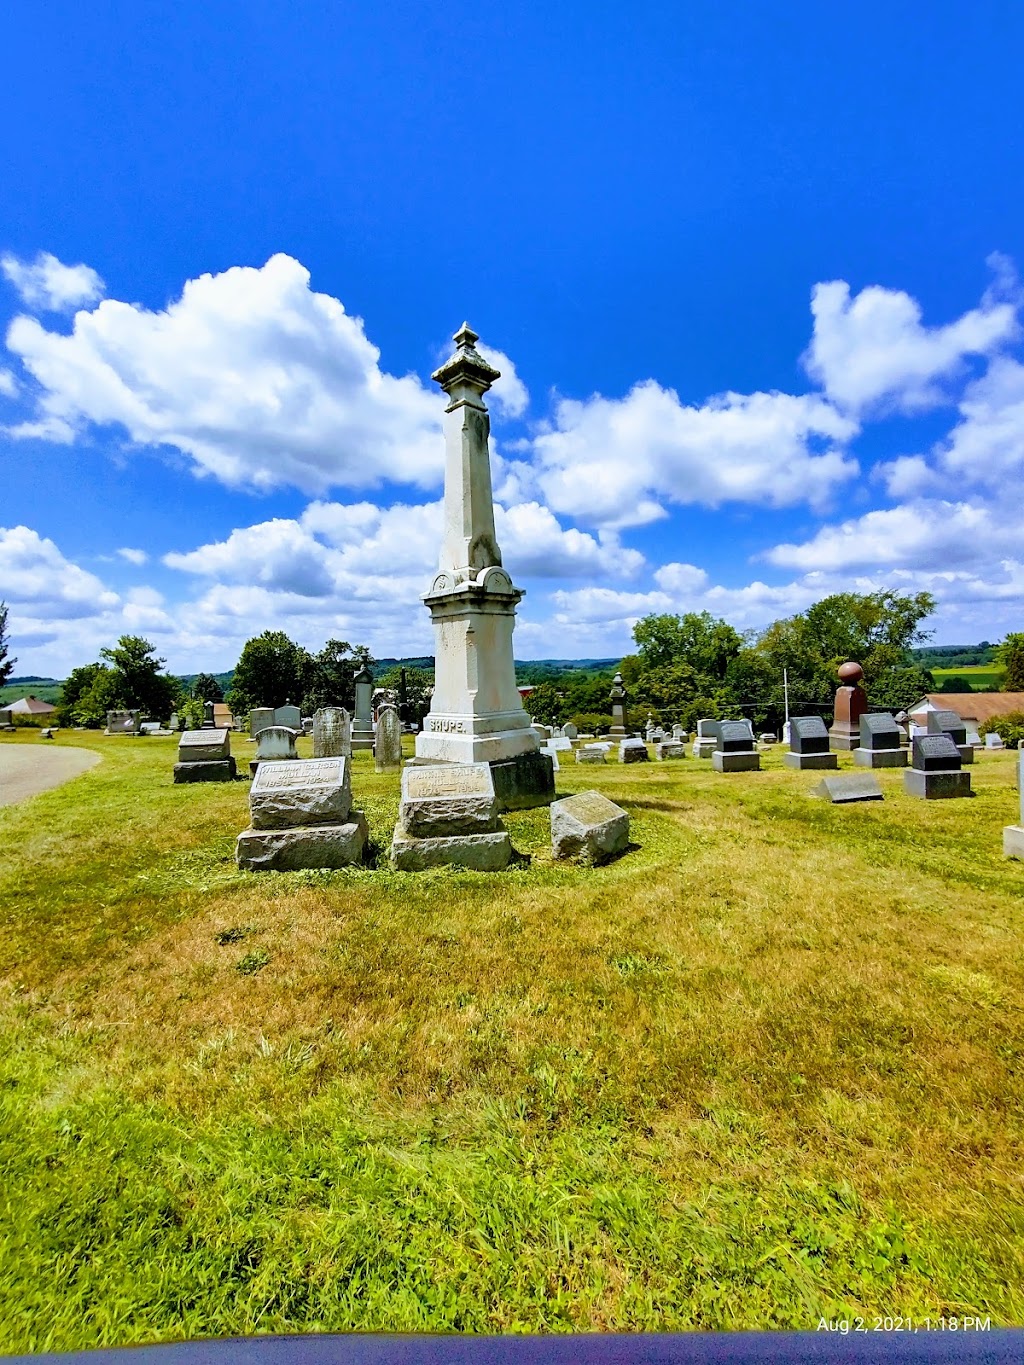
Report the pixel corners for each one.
[237,757,367,871]
[413,323,554,810]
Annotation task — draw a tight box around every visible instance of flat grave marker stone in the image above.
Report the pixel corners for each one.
[811,773,884,803]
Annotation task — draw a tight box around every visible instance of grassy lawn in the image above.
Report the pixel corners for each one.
[1,730,1023,1348]
[930,666,1006,690]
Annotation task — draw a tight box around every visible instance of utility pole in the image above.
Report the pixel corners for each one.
[782,668,791,745]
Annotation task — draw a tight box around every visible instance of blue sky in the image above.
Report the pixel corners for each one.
[3,1,1024,677]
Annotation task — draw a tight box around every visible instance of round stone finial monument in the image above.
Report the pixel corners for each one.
[838,661,864,684]
[830,660,868,751]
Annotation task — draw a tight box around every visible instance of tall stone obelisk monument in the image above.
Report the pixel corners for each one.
[415,324,554,807]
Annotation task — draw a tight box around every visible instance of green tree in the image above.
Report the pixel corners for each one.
[226,631,312,716]
[301,639,375,714]
[633,612,742,679]
[996,633,1024,691]
[0,602,16,687]
[98,636,180,719]
[378,665,432,723]
[191,672,224,703]
[71,667,120,728]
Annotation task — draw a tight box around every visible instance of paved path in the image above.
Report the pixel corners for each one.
[0,744,102,807]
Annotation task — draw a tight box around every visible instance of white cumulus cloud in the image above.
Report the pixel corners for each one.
[0,525,120,619]
[5,253,442,494]
[1,251,106,312]
[116,547,148,565]
[804,273,1017,415]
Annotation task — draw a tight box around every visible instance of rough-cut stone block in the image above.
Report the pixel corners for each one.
[691,738,717,758]
[550,791,629,865]
[1003,825,1024,859]
[904,769,972,799]
[173,758,237,783]
[712,750,760,773]
[576,747,606,764]
[853,747,908,768]
[236,811,368,870]
[655,741,687,760]
[177,728,230,764]
[810,774,883,803]
[399,763,499,836]
[250,757,351,830]
[390,828,512,872]
[489,750,556,811]
[783,751,838,770]
[619,739,650,763]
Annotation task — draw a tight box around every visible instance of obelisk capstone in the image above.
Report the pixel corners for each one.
[414,323,554,808]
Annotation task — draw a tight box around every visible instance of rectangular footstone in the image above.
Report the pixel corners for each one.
[390,828,512,872]
[174,758,236,783]
[1004,825,1024,859]
[236,811,368,870]
[783,752,837,770]
[551,791,629,865]
[712,750,760,772]
[249,757,351,830]
[488,750,556,811]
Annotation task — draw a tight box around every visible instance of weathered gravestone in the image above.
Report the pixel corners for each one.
[202,701,216,729]
[672,724,686,741]
[608,673,628,740]
[106,709,142,736]
[619,738,650,763]
[351,666,374,751]
[854,713,908,769]
[174,728,236,783]
[313,707,350,759]
[784,716,837,770]
[691,718,717,759]
[655,741,687,760]
[576,743,608,764]
[236,757,367,870]
[250,725,298,776]
[391,763,512,871]
[810,773,884,803]
[1003,751,1024,859]
[374,705,403,772]
[274,702,301,731]
[562,722,578,741]
[550,791,630,865]
[927,708,973,764]
[541,744,560,772]
[249,708,274,739]
[829,661,868,751]
[712,720,760,773]
[905,734,971,799]
[548,737,573,752]
[532,724,552,742]
[985,732,1005,750]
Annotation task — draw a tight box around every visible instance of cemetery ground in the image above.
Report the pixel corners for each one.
[1,734,1023,1348]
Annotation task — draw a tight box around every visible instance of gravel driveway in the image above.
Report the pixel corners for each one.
[0,743,102,807]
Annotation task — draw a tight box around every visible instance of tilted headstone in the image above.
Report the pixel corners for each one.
[391,763,512,871]
[551,791,630,865]
[313,707,350,759]
[810,774,884,803]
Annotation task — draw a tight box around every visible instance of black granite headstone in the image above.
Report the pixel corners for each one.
[790,716,830,754]
[927,709,967,745]
[716,720,755,753]
[859,712,902,750]
[913,734,962,771]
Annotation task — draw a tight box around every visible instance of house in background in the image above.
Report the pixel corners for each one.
[908,693,1024,739]
[5,695,57,723]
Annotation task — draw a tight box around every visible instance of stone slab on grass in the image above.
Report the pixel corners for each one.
[576,747,606,764]
[655,741,687,760]
[904,769,972,800]
[249,757,351,830]
[619,739,650,763]
[853,747,907,769]
[551,791,629,865]
[390,828,512,872]
[236,811,368,871]
[810,774,883,803]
